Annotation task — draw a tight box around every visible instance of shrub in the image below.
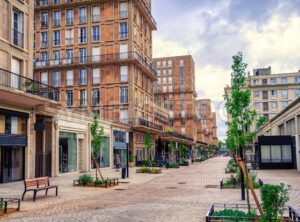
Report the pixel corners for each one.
[213,209,256,222]
[95,179,106,185]
[78,174,94,185]
[223,175,238,188]
[168,163,179,168]
[260,183,290,222]
[180,159,189,166]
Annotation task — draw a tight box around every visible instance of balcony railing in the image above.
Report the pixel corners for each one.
[40,42,48,48]
[119,32,128,40]
[0,68,59,102]
[79,16,87,24]
[92,15,100,22]
[12,29,24,48]
[135,0,157,28]
[165,131,194,142]
[34,52,157,78]
[118,118,163,131]
[119,11,128,18]
[66,18,73,25]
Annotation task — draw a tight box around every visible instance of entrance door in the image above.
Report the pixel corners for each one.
[1,147,24,183]
[114,149,127,168]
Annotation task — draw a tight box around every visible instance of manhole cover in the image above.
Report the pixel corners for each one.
[166,187,178,189]
[178,182,186,185]
[204,185,218,188]
[115,188,126,191]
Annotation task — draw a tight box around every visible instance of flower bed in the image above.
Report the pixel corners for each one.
[220,173,262,189]
[136,167,162,174]
[73,174,119,188]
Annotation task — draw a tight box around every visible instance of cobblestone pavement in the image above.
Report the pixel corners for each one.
[1,157,300,222]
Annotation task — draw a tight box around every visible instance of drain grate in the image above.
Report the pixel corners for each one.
[178,182,186,185]
[115,188,126,191]
[204,185,218,188]
[166,186,178,189]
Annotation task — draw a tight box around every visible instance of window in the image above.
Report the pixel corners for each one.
[162,61,166,68]
[163,69,167,76]
[40,32,48,48]
[263,102,269,112]
[53,30,60,46]
[254,91,259,98]
[168,68,172,76]
[296,89,300,97]
[262,91,268,100]
[253,79,259,86]
[271,78,277,84]
[179,60,184,67]
[120,65,128,82]
[163,85,167,93]
[281,77,287,84]
[66,49,73,64]
[66,9,73,25]
[119,22,128,39]
[41,52,48,62]
[181,127,186,135]
[120,44,128,59]
[168,77,172,84]
[41,72,48,86]
[254,102,260,110]
[262,79,268,85]
[53,10,61,26]
[79,27,87,43]
[53,51,60,61]
[157,61,161,68]
[92,47,100,62]
[162,77,167,84]
[119,2,128,18]
[41,12,48,28]
[65,29,73,45]
[271,101,277,109]
[120,87,128,103]
[79,69,87,85]
[295,76,300,83]
[261,145,292,163]
[281,90,288,99]
[80,90,87,106]
[79,7,87,23]
[271,90,277,97]
[92,26,100,41]
[79,48,87,63]
[92,89,100,105]
[52,71,61,87]
[168,60,172,67]
[66,90,73,106]
[120,109,129,124]
[169,85,173,92]
[66,70,73,86]
[286,118,295,135]
[92,5,100,22]
[93,68,100,84]
[12,9,24,47]
[282,101,288,108]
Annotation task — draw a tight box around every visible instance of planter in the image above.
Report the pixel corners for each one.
[128,162,135,167]
[136,168,162,174]
[0,198,20,218]
[73,178,119,188]
[206,204,298,222]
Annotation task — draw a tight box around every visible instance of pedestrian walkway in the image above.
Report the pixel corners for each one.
[0,157,299,221]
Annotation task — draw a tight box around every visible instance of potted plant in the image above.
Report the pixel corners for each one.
[128,152,135,167]
[24,80,37,93]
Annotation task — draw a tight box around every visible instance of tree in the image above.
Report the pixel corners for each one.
[179,140,189,160]
[168,142,176,162]
[225,52,265,213]
[145,130,153,167]
[90,114,105,181]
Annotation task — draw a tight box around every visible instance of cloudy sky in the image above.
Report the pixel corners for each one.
[152,0,300,140]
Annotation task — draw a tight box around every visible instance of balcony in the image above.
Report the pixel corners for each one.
[34,51,158,80]
[0,68,60,106]
[134,0,157,30]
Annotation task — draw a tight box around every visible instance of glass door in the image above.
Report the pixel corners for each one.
[1,147,24,183]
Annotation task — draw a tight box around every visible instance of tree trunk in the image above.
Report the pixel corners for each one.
[239,147,246,201]
[92,157,104,181]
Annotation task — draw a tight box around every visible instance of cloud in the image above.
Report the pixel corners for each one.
[152,0,300,139]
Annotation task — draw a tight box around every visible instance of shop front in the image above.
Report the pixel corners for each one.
[113,130,129,168]
[59,132,78,173]
[0,109,28,183]
[91,136,110,168]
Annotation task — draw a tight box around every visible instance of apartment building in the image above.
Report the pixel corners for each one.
[33,0,161,167]
[153,55,197,142]
[225,67,300,131]
[196,99,218,147]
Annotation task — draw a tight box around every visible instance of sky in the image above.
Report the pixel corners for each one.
[151,0,300,141]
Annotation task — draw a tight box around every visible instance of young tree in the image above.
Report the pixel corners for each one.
[225,52,265,213]
[90,114,105,181]
[168,142,176,162]
[145,130,153,167]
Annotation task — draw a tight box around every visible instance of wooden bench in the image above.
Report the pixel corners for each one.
[22,177,58,202]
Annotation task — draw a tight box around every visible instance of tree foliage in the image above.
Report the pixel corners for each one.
[90,114,104,158]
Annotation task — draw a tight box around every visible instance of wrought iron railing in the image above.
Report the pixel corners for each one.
[165,131,194,142]
[0,68,59,102]
[117,118,163,131]
[34,52,157,78]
